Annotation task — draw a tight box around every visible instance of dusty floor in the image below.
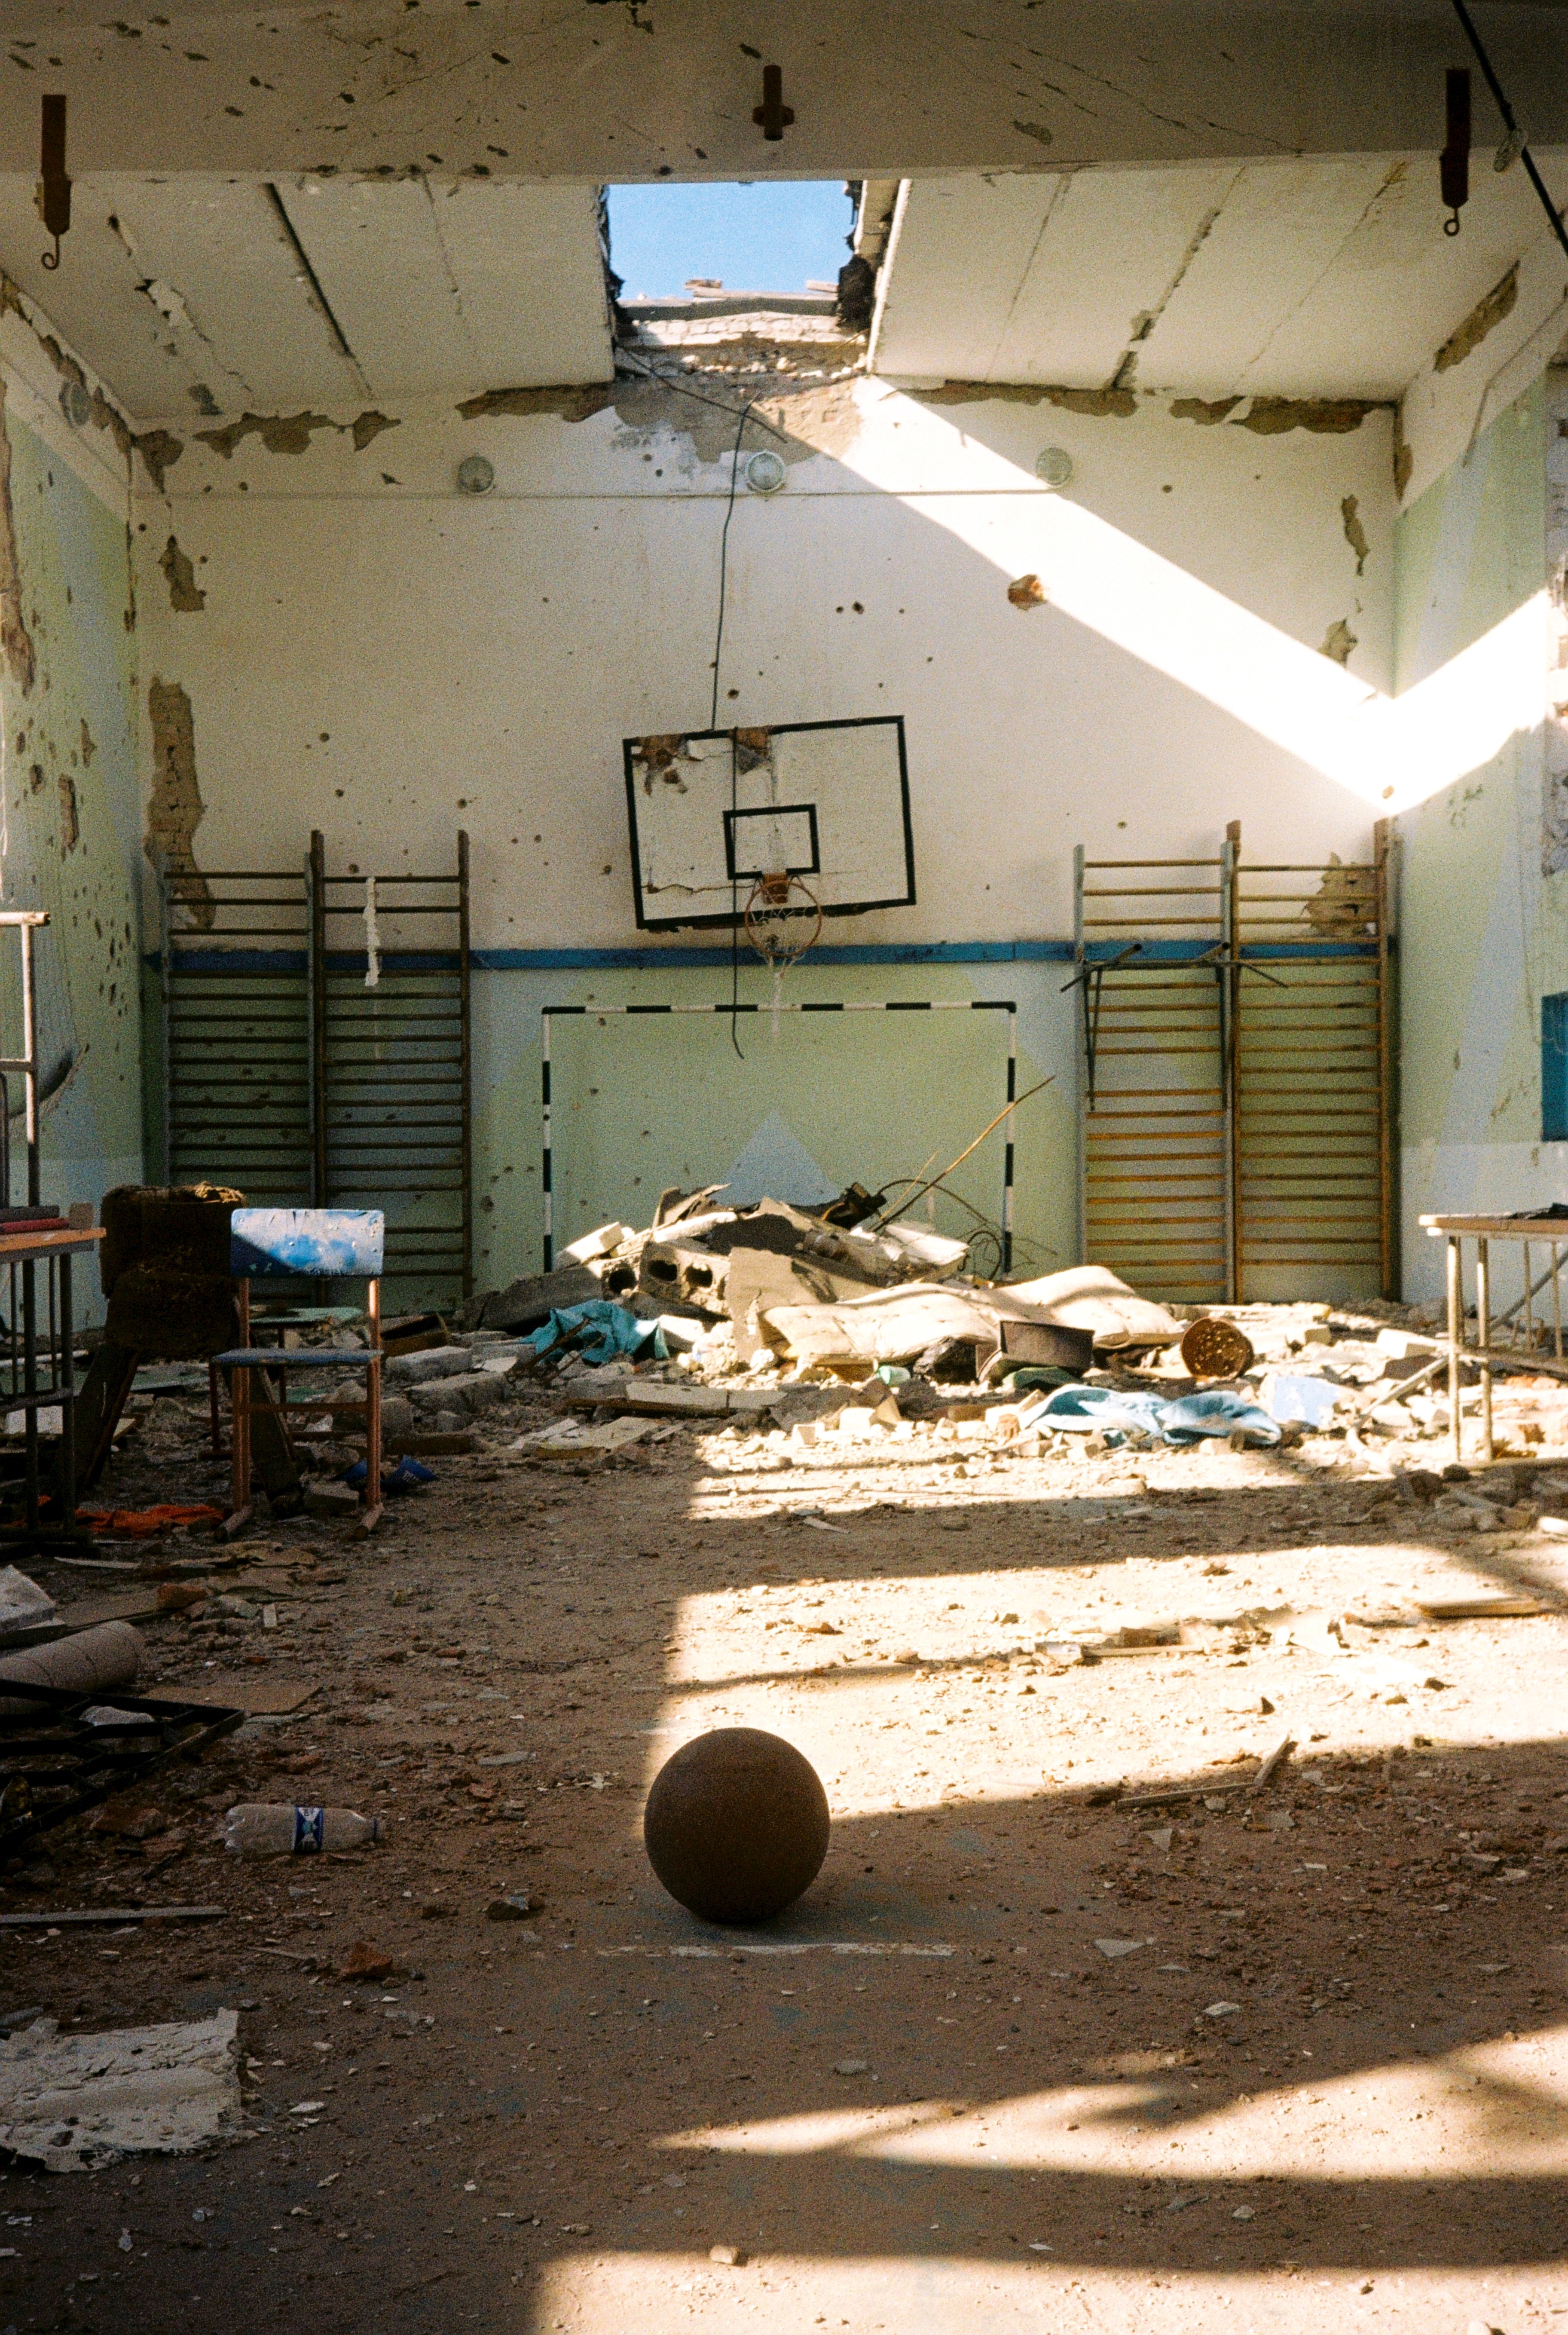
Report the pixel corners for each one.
[3,1377,1568,2333]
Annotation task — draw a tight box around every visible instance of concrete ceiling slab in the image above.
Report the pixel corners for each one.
[0,3,1567,180]
[0,172,611,420]
[272,179,613,403]
[874,154,1568,401]
[0,173,361,418]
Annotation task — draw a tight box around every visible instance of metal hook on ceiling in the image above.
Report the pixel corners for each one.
[36,94,70,272]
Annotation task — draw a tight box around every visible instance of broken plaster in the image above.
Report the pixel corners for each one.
[925,383,1377,436]
[145,678,211,929]
[0,277,134,471]
[0,378,35,693]
[158,536,205,614]
[192,409,400,461]
[56,772,77,854]
[1435,266,1518,376]
[135,432,185,495]
[1340,494,1370,575]
[1319,617,1358,666]
[458,373,862,469]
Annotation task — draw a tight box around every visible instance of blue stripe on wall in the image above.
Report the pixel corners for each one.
[147,937,1378,973]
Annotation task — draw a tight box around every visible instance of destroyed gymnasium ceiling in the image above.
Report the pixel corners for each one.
[0,173,613,415]
[0,2,1567,179]
[870,153,1568,402]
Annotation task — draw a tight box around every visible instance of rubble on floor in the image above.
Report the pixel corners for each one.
[0,2006,243,2170]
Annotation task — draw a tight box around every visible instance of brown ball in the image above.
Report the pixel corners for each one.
[643,1728,830,1926]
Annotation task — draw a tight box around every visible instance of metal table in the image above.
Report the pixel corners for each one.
[1418,1212,1568,1463]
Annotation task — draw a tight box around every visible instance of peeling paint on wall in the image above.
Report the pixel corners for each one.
[56,771,78,853]
[158,536,206,613]
[195,410,342,459]
[1170,395,1242,425]
[0,276,135,468]
[1341,493,1370,575]
[1320,616,1358,664]
[1235,398,1376,437]
[0,378,35,693]
[135,431,184,494]
[1394,407,1413,501]
[190,408,407,461]
[922,381,1139,419]
[351,411,400,452]
[79,717,95,766]
[145,676,211,928]
[1435,266,1518,375]
[457,383,616,425]
[456,373,862,468]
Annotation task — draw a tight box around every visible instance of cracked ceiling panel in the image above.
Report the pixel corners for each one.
[875,153,1568,404]
[875,169,1240,388]
[1143,150,1568,402]
[4,3,1568,177]
[0,173,364,419]
[272,179,612,404]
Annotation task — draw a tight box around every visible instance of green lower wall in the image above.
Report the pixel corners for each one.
[1392,372,1556,1302]
[473,956,1075,1295]
[0,402,143,1277]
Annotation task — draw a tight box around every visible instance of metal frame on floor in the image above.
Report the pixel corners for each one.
[539,999,1018,1272]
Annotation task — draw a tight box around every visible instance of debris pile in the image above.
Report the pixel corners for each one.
[461,1184,1568,1469]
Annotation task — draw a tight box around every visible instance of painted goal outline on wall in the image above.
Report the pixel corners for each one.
[540,999,1018,1272]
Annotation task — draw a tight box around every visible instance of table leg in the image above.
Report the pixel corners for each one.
[21,1257,37,1534]
[58,1252,75,1533]
[1446,1235,1463,1464]
[1476,1236,1493,1464]
[1555,1244,1563,1361]
[1523,1241,1533,1351]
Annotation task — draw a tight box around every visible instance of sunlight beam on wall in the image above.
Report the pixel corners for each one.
[844,401,1545,813]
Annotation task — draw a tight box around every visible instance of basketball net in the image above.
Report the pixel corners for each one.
[744,872,822,1035]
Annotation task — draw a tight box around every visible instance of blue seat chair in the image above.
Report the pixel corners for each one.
[214,1207,386,1537]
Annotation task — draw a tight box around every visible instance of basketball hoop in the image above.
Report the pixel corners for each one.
[744,872,822,968]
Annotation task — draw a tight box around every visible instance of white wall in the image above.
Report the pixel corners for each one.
[132,376,1389,949]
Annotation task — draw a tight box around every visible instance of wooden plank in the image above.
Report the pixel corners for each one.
[0,1906,225,1929]
[1420,1215,1568,1238]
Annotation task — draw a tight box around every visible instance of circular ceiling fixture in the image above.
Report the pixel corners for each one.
[744,449,787,496]
[58,379,92,430]
[1035,445,1074,488]
[456,453,495,496]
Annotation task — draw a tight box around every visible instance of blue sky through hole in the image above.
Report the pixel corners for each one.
[605,181,854,300]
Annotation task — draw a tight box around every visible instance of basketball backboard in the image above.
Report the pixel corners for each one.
[623,716,915,931]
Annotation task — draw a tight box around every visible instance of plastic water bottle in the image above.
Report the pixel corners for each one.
[222,1804,382,1856]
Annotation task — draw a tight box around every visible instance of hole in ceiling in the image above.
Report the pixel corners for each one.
[604,179,854,302]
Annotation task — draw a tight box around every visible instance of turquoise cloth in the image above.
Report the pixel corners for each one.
[1028,1381,1279,1449]
[524,1301,667,1368]
[1159,1388,1280,1446]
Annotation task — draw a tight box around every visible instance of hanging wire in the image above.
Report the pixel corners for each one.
[1449,0,1568,263]
[712,396,760,1059]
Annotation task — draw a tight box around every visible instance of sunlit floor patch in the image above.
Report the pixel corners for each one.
[530,2251,1563,2333]
[653,2023,1568,2182]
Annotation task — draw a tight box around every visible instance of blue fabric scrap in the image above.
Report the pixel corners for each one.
[524,1300,667,1368]
[1027,1381,1279,1449]
[341,1455,437,1492]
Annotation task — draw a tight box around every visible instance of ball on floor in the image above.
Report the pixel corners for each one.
[643,1727,831,1925]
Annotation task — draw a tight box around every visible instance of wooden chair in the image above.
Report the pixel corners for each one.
[216,1208,385,1538]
